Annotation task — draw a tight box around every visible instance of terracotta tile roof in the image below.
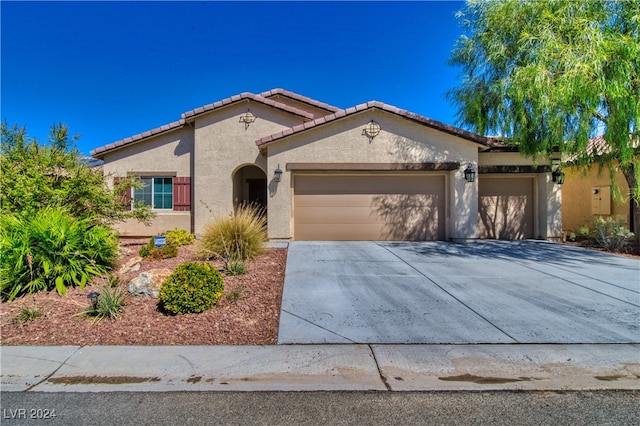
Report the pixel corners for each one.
[181,92,315,120]
[259,88,341,114]
[91,119,185,157]
[256,101,490,147]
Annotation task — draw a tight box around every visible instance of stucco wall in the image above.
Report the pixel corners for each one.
[562,164,630,232]
[479,151,544,166]
[265,112,481,240]
[102,127,193,177]
[192,100,305,234]
[102,127,194,237]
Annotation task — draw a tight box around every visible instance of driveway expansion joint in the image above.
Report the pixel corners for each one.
[368,344,392,391]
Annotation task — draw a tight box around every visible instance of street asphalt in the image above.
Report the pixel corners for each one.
[1,241,639,393]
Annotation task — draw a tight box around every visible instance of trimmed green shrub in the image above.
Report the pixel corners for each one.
[0,208,117,301]
[139,237,178,260]
[158,262,224,315]
[163,228,195,246]
[196,204,266,262]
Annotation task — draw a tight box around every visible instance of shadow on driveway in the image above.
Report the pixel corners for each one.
[278,241,640,344]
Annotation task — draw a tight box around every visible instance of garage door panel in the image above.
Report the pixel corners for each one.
[295,194,380,208]
[294,175,445,241]
[296,224,387,241]
[296,206,387,224]
[296,175,442,194]
[478,178,533,239]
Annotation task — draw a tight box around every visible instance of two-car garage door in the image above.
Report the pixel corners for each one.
[294,174,446,241]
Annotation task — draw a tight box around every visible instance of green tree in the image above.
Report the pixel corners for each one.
[448,0,640,248]
[0,122,154,225]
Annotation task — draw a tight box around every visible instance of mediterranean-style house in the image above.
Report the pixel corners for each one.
[91,89,562,241]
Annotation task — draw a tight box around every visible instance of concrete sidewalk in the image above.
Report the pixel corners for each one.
[2,344,639,392]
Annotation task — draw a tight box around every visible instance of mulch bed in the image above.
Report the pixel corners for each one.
[0,240,287,346]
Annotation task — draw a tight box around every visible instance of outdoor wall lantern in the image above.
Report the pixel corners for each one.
[552,168,565,185]
[274,164,283,182]
[463,164,476,183]
[362,120,381,142]
[239,110,256,129]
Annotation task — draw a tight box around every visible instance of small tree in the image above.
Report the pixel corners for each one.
[0,122,154,225]
[448,0,639,249]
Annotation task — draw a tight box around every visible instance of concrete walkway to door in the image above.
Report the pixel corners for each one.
[278,241,640,344]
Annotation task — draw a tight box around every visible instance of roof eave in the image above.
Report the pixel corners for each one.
[256,102,490,149]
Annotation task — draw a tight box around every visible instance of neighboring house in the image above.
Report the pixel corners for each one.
[562,136,632,233]
[91,89,562,241]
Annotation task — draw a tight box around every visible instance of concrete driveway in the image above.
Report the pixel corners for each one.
[278,241,640,344]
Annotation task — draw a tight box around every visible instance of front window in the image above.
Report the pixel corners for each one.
[134,177,173,210]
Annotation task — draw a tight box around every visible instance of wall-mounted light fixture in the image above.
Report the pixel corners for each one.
[463,164,476,183]
[274,164,283,182]
[552,168,565,185]
[362,120,381,142]
[239,110,256,129]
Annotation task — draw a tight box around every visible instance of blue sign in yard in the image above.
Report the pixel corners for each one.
[154,236,166,247]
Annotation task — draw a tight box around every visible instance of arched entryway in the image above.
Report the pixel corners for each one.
[232,164,267,213]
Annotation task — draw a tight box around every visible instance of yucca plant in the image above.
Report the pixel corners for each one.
[196,204,267,262]
[0,208,118,301]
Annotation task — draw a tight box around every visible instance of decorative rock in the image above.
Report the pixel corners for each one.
[128,268,172,298]
[118,256,143,275]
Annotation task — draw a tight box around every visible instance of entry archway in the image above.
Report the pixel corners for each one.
[232,164,267,213]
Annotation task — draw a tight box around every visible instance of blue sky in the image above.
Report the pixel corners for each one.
[2,1,467,156]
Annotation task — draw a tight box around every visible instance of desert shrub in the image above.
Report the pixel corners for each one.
[164,228,195,246]
[226,260,247,276]
[80,282,126,322]
[196,204,266,262]
[15,304,43,323]
[226,284,244,303]
[591,217,634,252]
[139,237,178,260]
[158,262,224,315]
[0,208,117,301]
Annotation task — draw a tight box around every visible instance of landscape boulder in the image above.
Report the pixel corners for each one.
[117,256,143,275]
[128,268,172,298]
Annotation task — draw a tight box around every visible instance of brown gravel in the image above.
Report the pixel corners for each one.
[0,239,287,346]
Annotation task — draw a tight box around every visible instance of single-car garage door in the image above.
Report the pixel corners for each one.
[478,176,534,239]
[294,174,445,241]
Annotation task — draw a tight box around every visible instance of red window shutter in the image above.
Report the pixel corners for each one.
[173,177,191,211]
[114,177,132,211]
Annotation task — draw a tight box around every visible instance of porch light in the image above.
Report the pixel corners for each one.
[239,110,255,129]
[274,164,283,182]
[463,165,476,183]
[552,168,565,185]
[362,120,381,141]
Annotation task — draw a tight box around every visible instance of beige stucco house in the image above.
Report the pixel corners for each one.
[561,136,632,233]
[91,89,562,241]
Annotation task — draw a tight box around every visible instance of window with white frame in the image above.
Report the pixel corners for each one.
[133,177,173,210]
